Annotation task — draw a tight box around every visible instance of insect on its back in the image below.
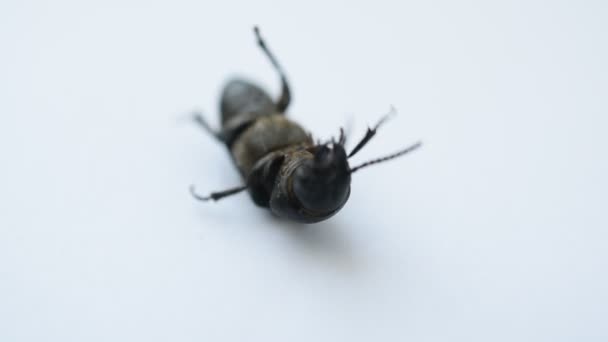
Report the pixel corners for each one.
[190,27,421,223]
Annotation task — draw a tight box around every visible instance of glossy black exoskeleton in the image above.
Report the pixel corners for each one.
[190,27,421,223]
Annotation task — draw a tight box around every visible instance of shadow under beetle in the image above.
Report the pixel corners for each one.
[190,27,421,223]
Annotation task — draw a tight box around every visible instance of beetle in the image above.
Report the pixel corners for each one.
[190,26,421,223]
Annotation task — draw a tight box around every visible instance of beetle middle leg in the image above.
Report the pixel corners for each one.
[254,26,291,113]
[192,111,223,142]
[189,184,247,201]
[347,106,397,158]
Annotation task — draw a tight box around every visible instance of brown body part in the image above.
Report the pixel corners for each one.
[230,115,312,177]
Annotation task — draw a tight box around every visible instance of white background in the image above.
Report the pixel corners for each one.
[1,1,607,341]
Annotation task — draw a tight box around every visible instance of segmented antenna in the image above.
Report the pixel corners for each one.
[349,141,422,173]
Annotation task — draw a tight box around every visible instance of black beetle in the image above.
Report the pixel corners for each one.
[190,26,421,223]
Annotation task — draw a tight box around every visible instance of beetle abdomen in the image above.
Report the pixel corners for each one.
[220,79,275,124]
[231,114,312,176]
[218,79,279,145]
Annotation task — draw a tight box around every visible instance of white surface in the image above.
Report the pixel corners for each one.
[1,1,607,341]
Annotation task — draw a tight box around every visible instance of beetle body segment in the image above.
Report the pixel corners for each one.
[228,111,312,176]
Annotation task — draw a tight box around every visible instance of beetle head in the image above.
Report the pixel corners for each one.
[292,142,351,214]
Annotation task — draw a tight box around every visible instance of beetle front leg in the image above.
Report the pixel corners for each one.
[347,106,396,158]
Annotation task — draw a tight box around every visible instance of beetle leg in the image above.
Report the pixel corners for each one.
[338,127,345,145]
[189,184,248,201]
[253,26,291,113]
[336,115,354,147]
[347,106,397,158]
[192,111,223,141]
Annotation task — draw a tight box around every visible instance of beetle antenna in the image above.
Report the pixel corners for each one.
[349,141,422,173]
[189,184,248,201]
[338,127,346,145]
[253,26,291,113]
[348,106,397,158]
